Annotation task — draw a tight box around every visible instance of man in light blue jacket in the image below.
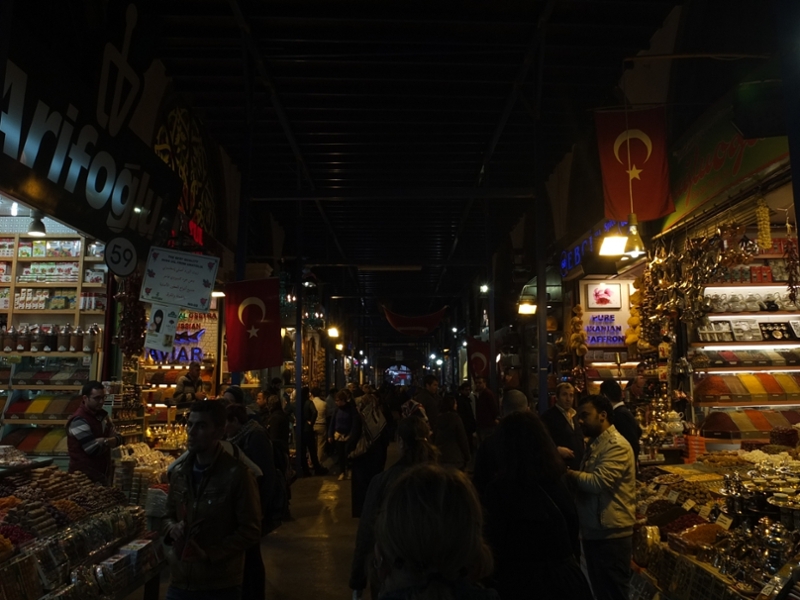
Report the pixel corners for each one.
[568,394,636,600]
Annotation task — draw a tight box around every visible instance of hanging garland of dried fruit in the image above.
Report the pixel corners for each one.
[114,271,147,359]
[786,219,800,304]
[756,198,772,251]
[568,305,588,357]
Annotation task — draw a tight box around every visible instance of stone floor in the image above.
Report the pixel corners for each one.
[127,450,380,599]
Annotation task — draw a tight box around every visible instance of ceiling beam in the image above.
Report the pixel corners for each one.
[229,0,356,289]
[251,187,534,201]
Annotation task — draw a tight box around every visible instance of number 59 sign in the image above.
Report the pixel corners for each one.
[105,237,138,277]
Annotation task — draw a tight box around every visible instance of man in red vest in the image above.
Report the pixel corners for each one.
[67,381,122,485]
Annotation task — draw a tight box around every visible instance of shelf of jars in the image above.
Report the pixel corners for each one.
[0,352,103,458]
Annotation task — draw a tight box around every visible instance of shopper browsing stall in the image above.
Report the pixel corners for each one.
[172,362,207,405]
[568,395,636,600]
[67,381,122,485]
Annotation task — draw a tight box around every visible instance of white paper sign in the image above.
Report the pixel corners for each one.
[139,247,219,311]
[716,514,734,530]
[144,304,180,352]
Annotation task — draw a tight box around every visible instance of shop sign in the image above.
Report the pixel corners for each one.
[0,14,181,257]
[147,346,204,364]
[560,219,625,277]
[661,100,789,232]
[583,313,625,346]
[139,246,219,311]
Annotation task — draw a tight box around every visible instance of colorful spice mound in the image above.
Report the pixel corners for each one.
[739,374,768,396]
[694,376,731,398]
[680,523,725,546]
[744,409,773,432]
[771,426,799,447]
[755,373,786,398]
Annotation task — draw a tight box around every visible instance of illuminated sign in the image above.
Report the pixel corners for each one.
[148,347,204,363]
[560,220,626,277]
[585,314,624,346]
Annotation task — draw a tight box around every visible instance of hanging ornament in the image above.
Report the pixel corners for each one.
[756,198,772,251]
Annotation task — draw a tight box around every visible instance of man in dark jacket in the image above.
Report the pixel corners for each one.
[600,379,642,465]
[541,382,584,470]
[164,401,261,599]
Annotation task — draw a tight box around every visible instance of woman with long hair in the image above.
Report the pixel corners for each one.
[373,465,497,600]
[434,394,470,470]
[350,415,439,597]
[482,411,592,600]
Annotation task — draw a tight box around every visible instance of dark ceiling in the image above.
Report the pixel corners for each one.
[150,0,679,338]
[1,0,682,345]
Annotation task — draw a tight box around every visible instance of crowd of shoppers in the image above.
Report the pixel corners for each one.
[153,372,639,600]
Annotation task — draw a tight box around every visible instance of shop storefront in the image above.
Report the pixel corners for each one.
[558,82,800,599]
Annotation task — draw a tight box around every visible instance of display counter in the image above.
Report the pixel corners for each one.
[633,457,800,600]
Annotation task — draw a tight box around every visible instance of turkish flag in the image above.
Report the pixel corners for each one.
[467,337,491,380]
[224,278,282,372]
[595,106,673,222]
[383,306,448,336]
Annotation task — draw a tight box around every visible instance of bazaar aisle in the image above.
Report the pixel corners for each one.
[263,476,357,600]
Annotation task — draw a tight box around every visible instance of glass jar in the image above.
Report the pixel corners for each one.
[2,326,16,353]
[30,325,46,353]
[57,324,71,352]
[16,325,30,352]
[69,326,83,353]
[82,324,98,353]
[43,325,57,352]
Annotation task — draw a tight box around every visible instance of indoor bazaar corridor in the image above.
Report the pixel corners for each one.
[127,449,383,600]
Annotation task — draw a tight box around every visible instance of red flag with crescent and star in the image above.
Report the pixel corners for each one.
[224,278,282,372]
[595,106,673,222]
[466,337,491,380]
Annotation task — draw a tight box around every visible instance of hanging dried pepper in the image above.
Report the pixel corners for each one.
[786,236,800,303]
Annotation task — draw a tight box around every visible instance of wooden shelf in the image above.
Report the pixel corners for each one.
[703,283,787,287]
[15,282,79,287]
[80,310,106,315]
[1,418,69,425]
[18,234,82,240]
[707,312,800,317]
[13,309,76,314]
[6,351,89,357]
[16,257,82,262]
[83,257,105,263]
[10,384,82,390]
[120,430,143,436]
[692,400,800,407]
[700,366,800,372]
[82,283,107,288]
[691,342,800,347]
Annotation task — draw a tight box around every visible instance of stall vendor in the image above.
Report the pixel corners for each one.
[67,381,122,485]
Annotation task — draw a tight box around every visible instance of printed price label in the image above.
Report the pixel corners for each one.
[698,505,712,520]
[716,514,734,530]
[682,499,697,511]
[667,490,680,503]
[658,485,669,496]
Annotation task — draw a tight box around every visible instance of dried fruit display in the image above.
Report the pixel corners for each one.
[568,305,588,357]
[787,236,800,304]
[115,271,146,359]
[756,198,772,251]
